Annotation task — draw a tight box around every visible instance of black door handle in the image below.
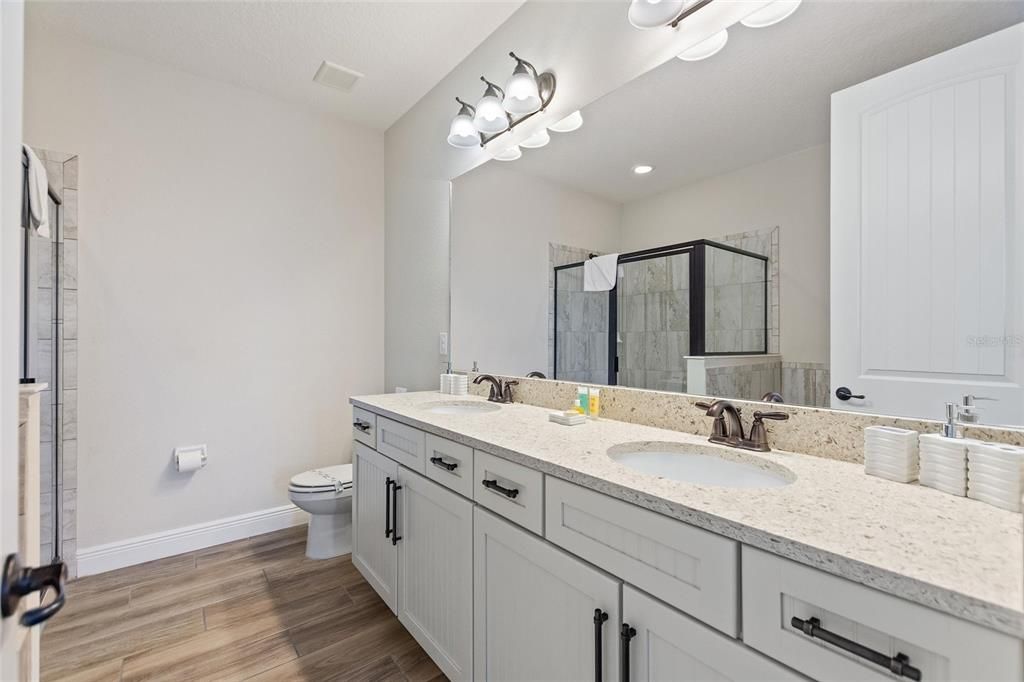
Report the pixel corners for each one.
[593,609,609,682]
[1,554,67,627]
[391,481,402,546]
[835,386,865,401]
[482,479,519,499]
[791,616,921,680]
[353,420,371,433]
[430,456,458,472]
[385,477,393,539]
[619,622,637,682]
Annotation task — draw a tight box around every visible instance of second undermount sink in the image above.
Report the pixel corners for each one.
[423,401,501,415]
[608,442,795,489]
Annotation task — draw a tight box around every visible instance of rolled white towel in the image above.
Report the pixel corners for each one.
[22,145,51,239]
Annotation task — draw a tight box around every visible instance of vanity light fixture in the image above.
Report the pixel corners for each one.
[677,29,729,61]
[549,110,583,133]
[740,0,802,28]
[632,164,655,175]
[627,0,712,29]
[520,129,551,149]
[493,145,522,161]
[446,52,558,150]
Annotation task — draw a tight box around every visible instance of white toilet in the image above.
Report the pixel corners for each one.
[288,464,353,559]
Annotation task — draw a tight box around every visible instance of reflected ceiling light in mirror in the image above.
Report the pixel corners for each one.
[632,164,655,175]
[521,129,551,149]
[493,145,522,161]
[740,0,802,28]
[627,0,705,29]
[447,98,480,148]
[549,110,583,133]
[677,29,729,61]
[473,79,509,134]
[504,53,543,115]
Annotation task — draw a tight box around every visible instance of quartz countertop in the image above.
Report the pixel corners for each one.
[351,391,1023,638]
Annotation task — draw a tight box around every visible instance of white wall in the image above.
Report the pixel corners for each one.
[23,35,385,547]
[451,163,620,376]
[620,145,829,363]
[384,1,774,392]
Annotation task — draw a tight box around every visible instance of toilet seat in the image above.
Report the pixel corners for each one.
[289,464,353,495]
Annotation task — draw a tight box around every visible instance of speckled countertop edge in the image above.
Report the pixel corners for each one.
[353,392,1024,638]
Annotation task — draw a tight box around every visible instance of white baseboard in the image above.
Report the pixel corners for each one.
[77,504,307,577]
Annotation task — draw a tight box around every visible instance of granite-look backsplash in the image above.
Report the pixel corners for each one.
[466,373,1024,463]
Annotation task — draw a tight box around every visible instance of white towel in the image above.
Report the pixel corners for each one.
[23,145,50,239]
[583,253,618,291]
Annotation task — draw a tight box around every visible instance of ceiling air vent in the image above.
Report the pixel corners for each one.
[313,60,363,93]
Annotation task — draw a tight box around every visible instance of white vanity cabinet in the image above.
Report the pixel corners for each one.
[351,443,398,612]
[474,507,621,681]
[396,468,473,681]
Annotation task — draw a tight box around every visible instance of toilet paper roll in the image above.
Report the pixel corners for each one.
[175,448,207,473]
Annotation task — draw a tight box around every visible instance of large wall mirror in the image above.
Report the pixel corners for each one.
[451,1,1024,427]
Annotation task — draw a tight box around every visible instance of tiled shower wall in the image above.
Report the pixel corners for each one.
[711,226,780,354]
[34,149,78,577]
[549,243,609,383]
[704,356,783,402]
[782,361,831,408]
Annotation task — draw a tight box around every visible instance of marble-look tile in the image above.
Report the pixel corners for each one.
[645,257,670,293]
[62,339,77,390]
[62,540,78,579]
[644,293,664,332]
[62,240,78,290]
[665,289,689,332]
[742,329,765,352]
[618,294,645,332]
[37,287,53,340]
[668,254,689,290]
[623,332,645,371]
[63,439,78,490]
[620,261,646,297]
[741,283,765,331]
[43,160,63,191]
[62,290,78,339]
[712,284,742,331]
[62,189,78,240]
[644,331,666,371]
[40,390,52,442]
[62,488,77,540]
[712,250,742,287]
[35,234,54,288]
[40,491,52,545]
[555,291,571,332]
[63,156,78,190]
[581,293,609,332]
[61,392,77,441]
[39,441,52,497]
[36,339,52,385]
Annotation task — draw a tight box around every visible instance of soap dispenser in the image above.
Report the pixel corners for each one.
[942,402,962,438]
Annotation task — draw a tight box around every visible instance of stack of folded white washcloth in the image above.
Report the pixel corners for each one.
[919,433,971,496]
[967,442,1024,513]
[863,426,919,482]
[549,411,586,426]
[440,373,468,396]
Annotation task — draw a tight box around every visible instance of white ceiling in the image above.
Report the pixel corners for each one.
[506,1,1024,204]
[25,0,524,131]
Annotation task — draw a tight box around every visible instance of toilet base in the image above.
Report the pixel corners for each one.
[305,511,352,560]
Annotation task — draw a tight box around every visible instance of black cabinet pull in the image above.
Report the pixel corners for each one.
[619,622,637,682]
[835,386,865,401]
[593,609,609,682]
[482,479,519,499]
[790,616,921,681]
[1,554,67,627]
[430,456,458,472]
[353,420,371,433]
[384,477,393,539]
[391,481,402,546]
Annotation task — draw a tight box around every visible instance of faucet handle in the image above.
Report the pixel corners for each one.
[753,410,789,421]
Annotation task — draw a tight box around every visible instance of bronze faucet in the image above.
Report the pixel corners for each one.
[696,400,789,452]
[473,375,516,404]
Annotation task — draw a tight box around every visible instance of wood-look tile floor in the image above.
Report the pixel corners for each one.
[41,525,445,682]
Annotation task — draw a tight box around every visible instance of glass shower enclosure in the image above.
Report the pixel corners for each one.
[553,240,768,392]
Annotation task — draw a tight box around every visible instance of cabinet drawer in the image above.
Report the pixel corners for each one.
[423,434,474,499]
[376,417,425,473]
[352,406,377,449]
[545,477,739,636]
[473,450,544,535]
[742,546,1024,681]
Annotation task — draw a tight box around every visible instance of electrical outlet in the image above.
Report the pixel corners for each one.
[439,332,449,356]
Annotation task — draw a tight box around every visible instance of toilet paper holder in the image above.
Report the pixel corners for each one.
[174,444,207,473]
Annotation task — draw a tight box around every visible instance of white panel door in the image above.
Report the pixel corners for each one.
[831,23,1023,424]
[474,507,621,682]
[622,586,801,682]
[397,468,473,682]
[351,442,398,613]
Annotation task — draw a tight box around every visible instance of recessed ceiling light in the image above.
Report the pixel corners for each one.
[313,60,363,93]
[632,165,654,175]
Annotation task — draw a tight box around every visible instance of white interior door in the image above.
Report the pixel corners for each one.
[1,1,26,679]
[831,23,1024,424]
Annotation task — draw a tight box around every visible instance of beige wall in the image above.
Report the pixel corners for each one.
[24,35,386,547]
[620,145,829,364]
[451,163,621,377]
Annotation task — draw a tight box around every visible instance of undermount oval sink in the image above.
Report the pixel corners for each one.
[423,401,501,415]
[608,442,795,488]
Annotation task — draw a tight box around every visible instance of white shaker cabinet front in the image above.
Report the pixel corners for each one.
[474,507,621,682]
[396,468,473,681]
[352,443,399,613]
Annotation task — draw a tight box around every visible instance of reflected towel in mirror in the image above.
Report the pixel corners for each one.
[583,253,618,291]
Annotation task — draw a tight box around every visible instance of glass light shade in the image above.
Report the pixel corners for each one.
[493,145,522,161]
[627,0,690,29]
[677,29,729,61]
[473,92,509,134]
[520,129,550,149]
[447,112,480,148]
[632,164,655,175]
[740,0,802,28]
[503,66,542,116]
[549,110,583,133]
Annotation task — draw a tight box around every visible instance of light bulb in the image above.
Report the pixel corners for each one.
[627,0,692,29]
[503,63,542,116]
[493,145,522,161]
[632,165,654,175]
[549,110,583,133]
[677,29,728,61]
[473,84,508,134]
[520,129,550,149]
[447,102,480,148]
[740,0,802,28]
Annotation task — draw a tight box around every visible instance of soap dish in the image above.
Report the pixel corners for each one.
[549,411,586,426]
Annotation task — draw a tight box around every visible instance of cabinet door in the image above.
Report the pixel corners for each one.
[352,442,398,613]
[474,507,621,681]
[397,468,473,681]
[622,586,800,682]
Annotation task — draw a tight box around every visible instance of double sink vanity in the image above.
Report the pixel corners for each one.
[349,390,1023,682]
